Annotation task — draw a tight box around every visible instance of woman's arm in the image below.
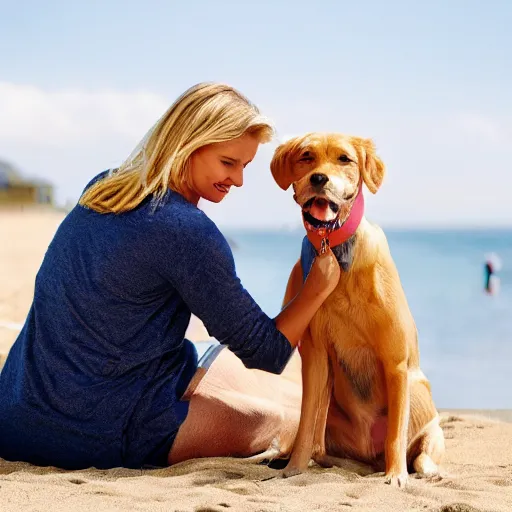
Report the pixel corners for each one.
[274,248,339,348]
[150,210,338,374]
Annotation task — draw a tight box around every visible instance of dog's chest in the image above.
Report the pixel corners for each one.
[312,296,383,404]
[331,345,381,403]
[318,280,380,338]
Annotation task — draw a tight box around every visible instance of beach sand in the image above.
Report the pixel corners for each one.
[1,208,511,511]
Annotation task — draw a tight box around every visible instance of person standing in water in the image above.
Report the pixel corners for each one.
[484,253,501,295]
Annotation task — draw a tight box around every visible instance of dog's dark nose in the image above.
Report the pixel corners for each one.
[310,173,329,187]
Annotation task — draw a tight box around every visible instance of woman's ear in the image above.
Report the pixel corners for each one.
[353,137,386,194]
[270,138,300,191]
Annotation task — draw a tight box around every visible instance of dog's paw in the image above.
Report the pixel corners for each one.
[384,470,409,488]
[413,453,440,479]
[416,466,441,479]
[313,454,333,468]
[281,465,306,478]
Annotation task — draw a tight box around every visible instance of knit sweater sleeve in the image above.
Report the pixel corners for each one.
[151,206,293,374]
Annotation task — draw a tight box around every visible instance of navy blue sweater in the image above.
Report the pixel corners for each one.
[0,174,292,469]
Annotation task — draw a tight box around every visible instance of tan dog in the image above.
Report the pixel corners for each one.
[270,133,445,488]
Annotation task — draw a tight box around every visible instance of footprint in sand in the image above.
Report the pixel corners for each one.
[195,507,229,512]
[89,489,119,497]
[491,478,512,487]
[344,490,361,500]
[68,478,87,485]
[192,470,244,486]
[195,505,234,512]
[435,480,469,491]
[214,480,262,496]
[437,504,484,512]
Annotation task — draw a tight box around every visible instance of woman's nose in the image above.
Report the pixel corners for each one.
[231,168,244,187]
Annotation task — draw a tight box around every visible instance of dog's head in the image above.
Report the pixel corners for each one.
[270,133,385,228]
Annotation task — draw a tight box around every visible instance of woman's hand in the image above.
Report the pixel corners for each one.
[305,246,341,299]
[274,247,340,349]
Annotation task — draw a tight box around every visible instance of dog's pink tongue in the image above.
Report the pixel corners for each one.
[310,199,337,222]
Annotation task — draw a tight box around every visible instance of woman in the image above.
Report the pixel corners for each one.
[0,83,340,470]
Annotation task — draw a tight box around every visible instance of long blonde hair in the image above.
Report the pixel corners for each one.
[79,82,274,213]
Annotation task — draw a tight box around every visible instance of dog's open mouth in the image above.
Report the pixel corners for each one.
[302,196,340,228]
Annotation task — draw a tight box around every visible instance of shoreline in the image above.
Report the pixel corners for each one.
[439,408,512,423]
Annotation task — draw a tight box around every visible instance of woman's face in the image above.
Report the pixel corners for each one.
[184,133,260,204]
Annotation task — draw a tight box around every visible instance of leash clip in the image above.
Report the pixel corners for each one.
[320,237,330,255]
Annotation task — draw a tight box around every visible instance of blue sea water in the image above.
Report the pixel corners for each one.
[219,228,512,410]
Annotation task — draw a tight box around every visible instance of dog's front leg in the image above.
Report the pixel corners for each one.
[283,334,329,478]
[311,368,332,467]
[383,360,409,488]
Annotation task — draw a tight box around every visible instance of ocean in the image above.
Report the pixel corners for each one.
[214,228,512,410]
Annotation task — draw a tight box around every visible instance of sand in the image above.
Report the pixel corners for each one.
[1,208,511,512]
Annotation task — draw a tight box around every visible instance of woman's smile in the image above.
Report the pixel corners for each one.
[214,183,231,194]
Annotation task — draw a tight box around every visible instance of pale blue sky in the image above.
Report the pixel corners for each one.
[1,0,511,227]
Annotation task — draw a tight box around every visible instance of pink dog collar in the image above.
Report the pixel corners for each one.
[304,181,364,251]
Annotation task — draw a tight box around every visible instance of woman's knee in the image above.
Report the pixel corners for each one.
[169,388,284,463]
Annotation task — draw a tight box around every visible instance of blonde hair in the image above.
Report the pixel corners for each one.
[79,82,274,213]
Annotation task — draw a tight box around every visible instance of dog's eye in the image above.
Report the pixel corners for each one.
[338,155,351,163]
[299,151,314,163]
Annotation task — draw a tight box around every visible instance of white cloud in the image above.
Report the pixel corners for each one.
[0,82,168,146]
[0,82,171,206]
[455,113,510,146]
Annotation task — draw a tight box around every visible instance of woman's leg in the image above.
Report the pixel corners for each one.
[168,347,302,464]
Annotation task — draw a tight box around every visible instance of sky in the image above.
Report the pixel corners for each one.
[1,0,511,228]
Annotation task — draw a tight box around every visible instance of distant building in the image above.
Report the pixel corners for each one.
[0,160,54,207]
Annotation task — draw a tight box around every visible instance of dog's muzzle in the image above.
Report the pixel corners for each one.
[302,178,365,250]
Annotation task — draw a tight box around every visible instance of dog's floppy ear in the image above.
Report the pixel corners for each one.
[270,137,302,191]
[353,137,386,194]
